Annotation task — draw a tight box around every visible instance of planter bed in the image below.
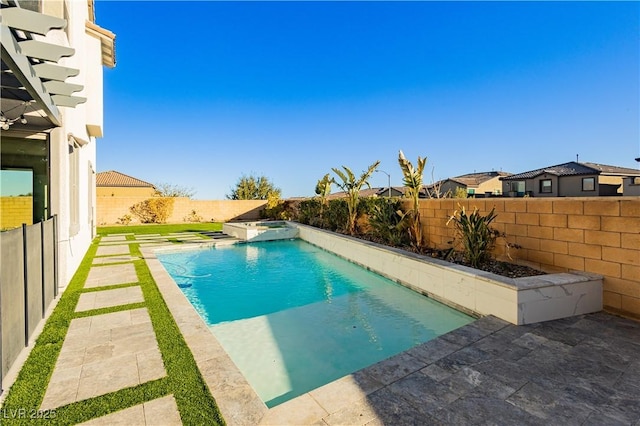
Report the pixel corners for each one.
[295,223,602,325]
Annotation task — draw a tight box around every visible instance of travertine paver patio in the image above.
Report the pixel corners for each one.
[257,313,640,425]
[75,286,144,312]
[40,308,165,410]
[85,263,138,288]
[95,244,130,256]
[92,254,140,264]
[79,395,182,425]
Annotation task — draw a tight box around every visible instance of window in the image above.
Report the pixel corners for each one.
[508,181,525,193]
[540,179,552,193]
[1,136,50,226]
[582,177,595,192]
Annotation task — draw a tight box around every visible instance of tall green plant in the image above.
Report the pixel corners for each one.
[331,161,380,235]
[315,173,334,225]
[368,198,409,247]
[447,206,499,268]
[398,150,426,249]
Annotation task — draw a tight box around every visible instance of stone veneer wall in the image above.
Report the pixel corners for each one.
[416,197,640,320]
[97,196,266,225]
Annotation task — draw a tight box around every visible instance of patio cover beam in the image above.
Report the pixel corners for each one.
[0,24,60,126]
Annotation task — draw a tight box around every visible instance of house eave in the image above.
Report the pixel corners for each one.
[85,20,116,68]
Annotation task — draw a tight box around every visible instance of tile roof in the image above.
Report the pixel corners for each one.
[328,187,407,199]
[426,171,511,189]
[96,171,155,188]
[502,162,640,180]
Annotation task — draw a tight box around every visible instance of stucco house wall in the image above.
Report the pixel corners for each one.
[623,177,640,196]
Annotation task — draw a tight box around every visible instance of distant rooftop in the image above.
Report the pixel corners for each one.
[502,162,640,181]
[96,171,155,188]
[425,171,511,189]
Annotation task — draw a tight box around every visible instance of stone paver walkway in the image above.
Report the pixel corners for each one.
[79,395,182,425]
[39,234,180,425]
[75,286,144,312]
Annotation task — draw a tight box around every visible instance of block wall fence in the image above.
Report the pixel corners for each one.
[1,196,33,229]
[97,196,267,225]
[415,197,640,320]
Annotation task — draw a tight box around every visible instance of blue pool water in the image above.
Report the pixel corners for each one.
[158,239,473,407]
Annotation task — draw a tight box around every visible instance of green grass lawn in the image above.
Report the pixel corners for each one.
[1,229,225,425]
[97,222,223,236]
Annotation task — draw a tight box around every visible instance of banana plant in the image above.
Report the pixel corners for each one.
[315,173,334,226]
[332,161,380,235]
[398,150,426,249]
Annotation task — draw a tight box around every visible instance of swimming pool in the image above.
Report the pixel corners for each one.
[158,239,473,407]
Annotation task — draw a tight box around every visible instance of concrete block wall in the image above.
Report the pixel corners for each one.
[0,196,33,229]
[417,197,640,320]
[96,196,266,225]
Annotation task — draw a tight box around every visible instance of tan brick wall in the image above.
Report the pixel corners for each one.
[418,197,640,320]
[97,186,156,197]
[97,196,266,225]
[0,196,32,229]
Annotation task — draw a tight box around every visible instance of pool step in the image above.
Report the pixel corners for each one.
[199,231,236,240]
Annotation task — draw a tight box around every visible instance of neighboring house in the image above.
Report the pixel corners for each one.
[1,0,115,285]
[500,162,640,197]
[424,171,511,198]
[622,176,640,196]
[328,186,406,200]
[97,170,156,197]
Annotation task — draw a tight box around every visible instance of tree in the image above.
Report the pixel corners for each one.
[398,150,426,249]
[154,182,195,198]
[331,161,380,235]
[227,174,281,200]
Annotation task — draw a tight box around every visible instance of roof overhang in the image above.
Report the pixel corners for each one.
[85,20,115,68]
[1,3,86,131]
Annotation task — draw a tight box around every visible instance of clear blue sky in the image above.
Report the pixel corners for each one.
[96,1,639,200]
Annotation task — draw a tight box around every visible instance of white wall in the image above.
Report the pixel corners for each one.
[46,0,106,286]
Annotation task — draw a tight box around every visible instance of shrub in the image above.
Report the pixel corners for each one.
[368,198,409,246]
[184,210,202,223]
[117,214,132,225]
[325,199,349,232]
[447,206,499,268]
[130,197,174,224]
[453,187,468,199]
[297,199,322,225]
[263,196,299,220]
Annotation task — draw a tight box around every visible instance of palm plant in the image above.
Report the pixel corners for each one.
[398,150,426,249]
[331,161,380,235]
